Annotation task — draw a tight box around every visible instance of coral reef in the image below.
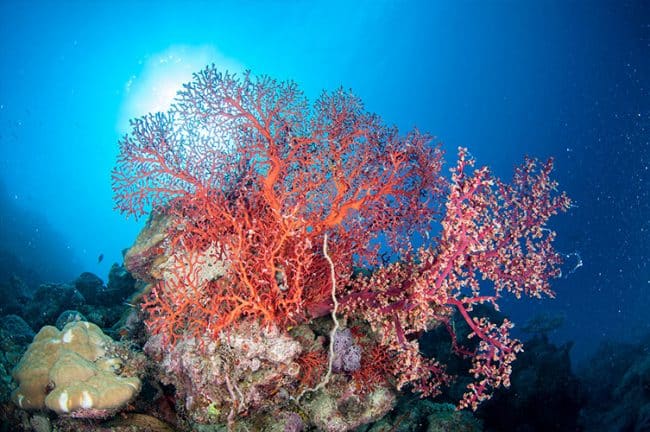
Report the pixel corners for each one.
[0,273,31,317]
[0,315,34,402]
[11,321,143,419]
[110,66,570,429]
[359,398,482,432]
[144,319,396,431]
[579,335,650,432]
[113,67,447,345]
[74,272,104,305]
[301,382,395,432]
[477,334,584,431]
[55,310,87,329]
[23,283,84,330]
[0,66,575,431]
[17,273,131,331]
[144,320,302,425]
[331,328,361,373]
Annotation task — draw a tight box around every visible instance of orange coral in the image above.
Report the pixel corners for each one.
[296,350,328,391]
[114,67,570,410]
[351,344,391,395]
[113,67,444,344]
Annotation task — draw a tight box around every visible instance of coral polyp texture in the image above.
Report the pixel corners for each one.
[113,66,570,427]
[11,321,142,419]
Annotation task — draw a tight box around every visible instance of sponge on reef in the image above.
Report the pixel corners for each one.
[11,321,141,418]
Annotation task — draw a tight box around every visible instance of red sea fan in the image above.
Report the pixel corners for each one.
[113,66,570,409]
[112,66,445,340]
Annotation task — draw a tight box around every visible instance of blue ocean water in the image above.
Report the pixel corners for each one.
[0,1,648,429]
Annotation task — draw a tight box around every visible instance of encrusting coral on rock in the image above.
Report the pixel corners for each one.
[11,321,143,419]
[144,320,303,425]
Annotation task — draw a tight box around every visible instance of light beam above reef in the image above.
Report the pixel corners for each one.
[117,45,242,133]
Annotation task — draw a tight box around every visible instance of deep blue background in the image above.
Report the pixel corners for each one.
[0,1,647,364]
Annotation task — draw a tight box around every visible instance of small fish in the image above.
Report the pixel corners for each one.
[97,253,104,263]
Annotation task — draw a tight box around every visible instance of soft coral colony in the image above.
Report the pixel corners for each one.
[112,65,570,427]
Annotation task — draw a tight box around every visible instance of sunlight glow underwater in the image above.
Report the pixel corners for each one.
[117,44,243,134]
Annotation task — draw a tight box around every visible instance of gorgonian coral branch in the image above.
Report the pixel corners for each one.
[113,66,445,339]
[343,148,570,408]
[113,66,570,410]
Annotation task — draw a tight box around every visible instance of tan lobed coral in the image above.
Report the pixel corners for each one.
[11,321,141,418]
